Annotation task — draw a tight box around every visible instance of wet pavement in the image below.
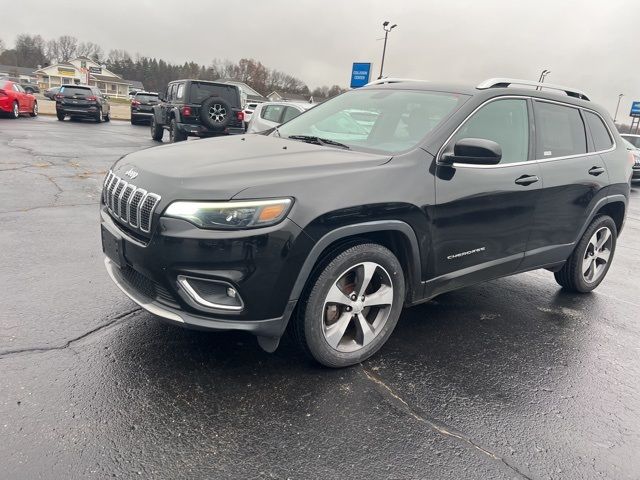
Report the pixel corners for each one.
[1,116,639,479]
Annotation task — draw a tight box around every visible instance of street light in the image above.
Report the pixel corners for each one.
[536,69,550,90]
[377,20,398,80]
[614,93,624,123]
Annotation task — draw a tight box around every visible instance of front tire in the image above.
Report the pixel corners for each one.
[293,243,405,368]
[554,215,617,293]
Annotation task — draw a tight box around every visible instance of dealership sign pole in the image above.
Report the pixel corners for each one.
[630,101,640,134]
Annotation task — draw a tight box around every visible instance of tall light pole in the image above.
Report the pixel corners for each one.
[536,69,550,90]
[614,93,624,123]
[378,21,397,80]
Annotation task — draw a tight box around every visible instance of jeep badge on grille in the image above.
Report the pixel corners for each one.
[125,168,139,179]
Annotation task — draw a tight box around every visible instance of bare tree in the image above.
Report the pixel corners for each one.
[14,34,47,67]
[56,35,78,62]
[0,38,5,55]
[77,41,103,62]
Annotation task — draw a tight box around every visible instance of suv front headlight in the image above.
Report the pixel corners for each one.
[164,198,293,229]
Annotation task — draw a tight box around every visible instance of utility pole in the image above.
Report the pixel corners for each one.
[614,93,624,124]
[378,21,397,80]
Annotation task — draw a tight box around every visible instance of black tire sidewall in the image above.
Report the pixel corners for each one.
[150,117,163,141]
[95,107,102,122]
[300,243,405,367]
[200,97,231,129]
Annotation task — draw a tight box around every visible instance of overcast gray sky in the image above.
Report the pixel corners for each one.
[3,0,638,120]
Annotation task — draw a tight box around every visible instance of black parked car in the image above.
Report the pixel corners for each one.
[101,78,631,367]
[130,91,159,125]
[44,86,61,100]
[56,85,111,122]
[150,79,244,142]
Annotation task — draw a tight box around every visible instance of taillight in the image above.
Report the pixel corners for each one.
[86,96,97,101]
[55,94,63,100]
[131,100,140,106]
[236,111,244,122]
[181,106,192,117]
[629,151,636,166]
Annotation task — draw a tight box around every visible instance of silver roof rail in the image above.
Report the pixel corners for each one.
[365,77,426,86]
[477,78,590,101]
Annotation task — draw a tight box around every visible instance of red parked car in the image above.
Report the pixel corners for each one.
[0,79,38,119]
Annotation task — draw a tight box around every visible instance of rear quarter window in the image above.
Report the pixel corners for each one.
[584,111,613,151]
[534,101,587,158]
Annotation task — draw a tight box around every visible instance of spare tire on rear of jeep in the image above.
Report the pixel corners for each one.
[200,97,231,129]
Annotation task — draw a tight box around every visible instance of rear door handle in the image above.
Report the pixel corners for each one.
[588,166,605,176]
[515,174,539,186]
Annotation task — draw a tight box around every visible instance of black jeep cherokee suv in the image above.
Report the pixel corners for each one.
[101,78,632,367]
[150,79,244,142]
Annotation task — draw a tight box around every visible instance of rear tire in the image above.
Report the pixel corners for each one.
[10,101,19,119]
[554,215,617,293]
[30,101,38,117]
[56,112,65,121]
[169,118,187,143]
[150,116,163,141]
[95,107,102,123]
[292,243,405,368]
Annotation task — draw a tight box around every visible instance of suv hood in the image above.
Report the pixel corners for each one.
[113,135,392,201]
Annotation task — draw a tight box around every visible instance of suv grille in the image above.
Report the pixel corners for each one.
[102,171,161,233]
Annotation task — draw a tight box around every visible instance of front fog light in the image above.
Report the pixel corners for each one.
[177,276,244,311]
[164,198,292,229]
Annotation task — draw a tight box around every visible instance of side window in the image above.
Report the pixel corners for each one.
[13,84,21,92]
[176,83,185,101]
[262,105,284,122]
[450,99,529,164]
[584,111,613,152]
[534,101,586,158]
[282,106,302,123]
[167,84,176,101]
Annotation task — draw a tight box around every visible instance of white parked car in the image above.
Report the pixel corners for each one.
[243,102,260,127]
[247,101,314,133]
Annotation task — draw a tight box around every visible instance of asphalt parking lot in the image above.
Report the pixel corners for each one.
[1,116,639,479]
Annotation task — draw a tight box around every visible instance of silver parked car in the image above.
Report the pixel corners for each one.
[247,101,314,133]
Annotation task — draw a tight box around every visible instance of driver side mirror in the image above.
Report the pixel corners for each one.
[440,138,502,166]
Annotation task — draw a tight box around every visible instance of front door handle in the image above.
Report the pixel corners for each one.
[588,166,605,176]
[515,174,539,186]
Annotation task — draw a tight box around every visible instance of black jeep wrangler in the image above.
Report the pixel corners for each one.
[150,79,245,142]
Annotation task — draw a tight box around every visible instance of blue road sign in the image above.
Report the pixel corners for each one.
[350,63,372,88]
[631,101,640,118]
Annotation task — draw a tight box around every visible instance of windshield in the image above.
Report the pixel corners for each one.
[622,135,640,148]
[621,137,636,150]
[277,89,465,154]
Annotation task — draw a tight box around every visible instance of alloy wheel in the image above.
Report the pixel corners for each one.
[583,226,612,284]
[12,102,19,118]
[208,104,227,123]
[322,262,394,352]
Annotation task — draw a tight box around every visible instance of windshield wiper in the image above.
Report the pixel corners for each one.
[287,135,350,150]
